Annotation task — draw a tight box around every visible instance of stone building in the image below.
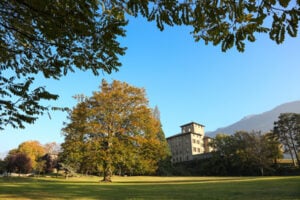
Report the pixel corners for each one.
[166,122,213,163]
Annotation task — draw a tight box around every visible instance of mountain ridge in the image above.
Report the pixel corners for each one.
[207,100,300,137]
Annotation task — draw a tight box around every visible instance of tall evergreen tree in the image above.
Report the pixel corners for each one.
[152,106,172,175]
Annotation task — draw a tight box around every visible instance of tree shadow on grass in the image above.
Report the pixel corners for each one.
[114,177,244,184]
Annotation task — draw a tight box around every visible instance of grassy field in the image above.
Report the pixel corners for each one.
[0,175,299,200]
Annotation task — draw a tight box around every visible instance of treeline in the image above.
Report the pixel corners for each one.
[1,80,299,178]
[170,113,300,176]
[169,132,288,176]
[1,113,299,177]
[0,141,60,175]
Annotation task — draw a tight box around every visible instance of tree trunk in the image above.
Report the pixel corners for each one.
[102,161,112,182]
[290,139,300,166]
[286,143,297,167]
[102,134,113,182]
[260,167,264,176]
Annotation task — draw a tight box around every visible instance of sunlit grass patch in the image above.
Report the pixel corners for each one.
[0,176,299,200]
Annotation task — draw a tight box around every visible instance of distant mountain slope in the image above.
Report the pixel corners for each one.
[207,100,300,136]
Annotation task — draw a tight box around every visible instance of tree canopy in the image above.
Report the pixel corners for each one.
[5,152,32,174]
[210,131,282,175]
[17,140,46,170]
[0,0,126,129]
[274,113,300,167]
[61,80,169,181]
[1,0,299,129]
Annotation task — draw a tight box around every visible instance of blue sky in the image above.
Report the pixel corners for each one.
[1,16,300,156]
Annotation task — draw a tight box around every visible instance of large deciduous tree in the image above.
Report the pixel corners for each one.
[1,0,299,130]
[274,113,300,167]
[61,80,169,182]
[152,106,172,175]
[234,131,282,176]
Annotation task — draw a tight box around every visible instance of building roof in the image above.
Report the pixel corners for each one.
[180,122,205,128]
[166,132,202,140]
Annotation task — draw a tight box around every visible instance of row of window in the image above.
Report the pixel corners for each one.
[192,134,201,138]
[192,139,201,144]
[193,147,202,153]
[173,147,202,155]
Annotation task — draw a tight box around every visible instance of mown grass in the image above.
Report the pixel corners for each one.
[0,176,299,200]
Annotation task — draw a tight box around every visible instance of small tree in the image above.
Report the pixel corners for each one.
[58,163,76,179]
[35,159,46,177]
[5,153,32,175]
[42,154,59,174]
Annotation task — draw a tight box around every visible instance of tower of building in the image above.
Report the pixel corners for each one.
[167,122,208,163]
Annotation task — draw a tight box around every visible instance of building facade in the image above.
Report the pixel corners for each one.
[167,122,213,163]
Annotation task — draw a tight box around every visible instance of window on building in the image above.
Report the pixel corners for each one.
[193,147,196,152]
[197,148,200,152]
[197,140,200,144]
[193,139,196,143]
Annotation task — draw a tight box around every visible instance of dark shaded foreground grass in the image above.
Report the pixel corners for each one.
[0,176,299,200]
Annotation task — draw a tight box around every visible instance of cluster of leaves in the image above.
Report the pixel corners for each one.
[0,76,59,129]
[0,0,127,129]
[1,0,299,129]
[60,80,170,181]
[126,0,299,51]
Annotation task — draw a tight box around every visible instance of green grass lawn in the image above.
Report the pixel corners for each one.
[0,176,299,200]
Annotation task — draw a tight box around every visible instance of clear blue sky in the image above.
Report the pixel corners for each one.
[1,16,300,157]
